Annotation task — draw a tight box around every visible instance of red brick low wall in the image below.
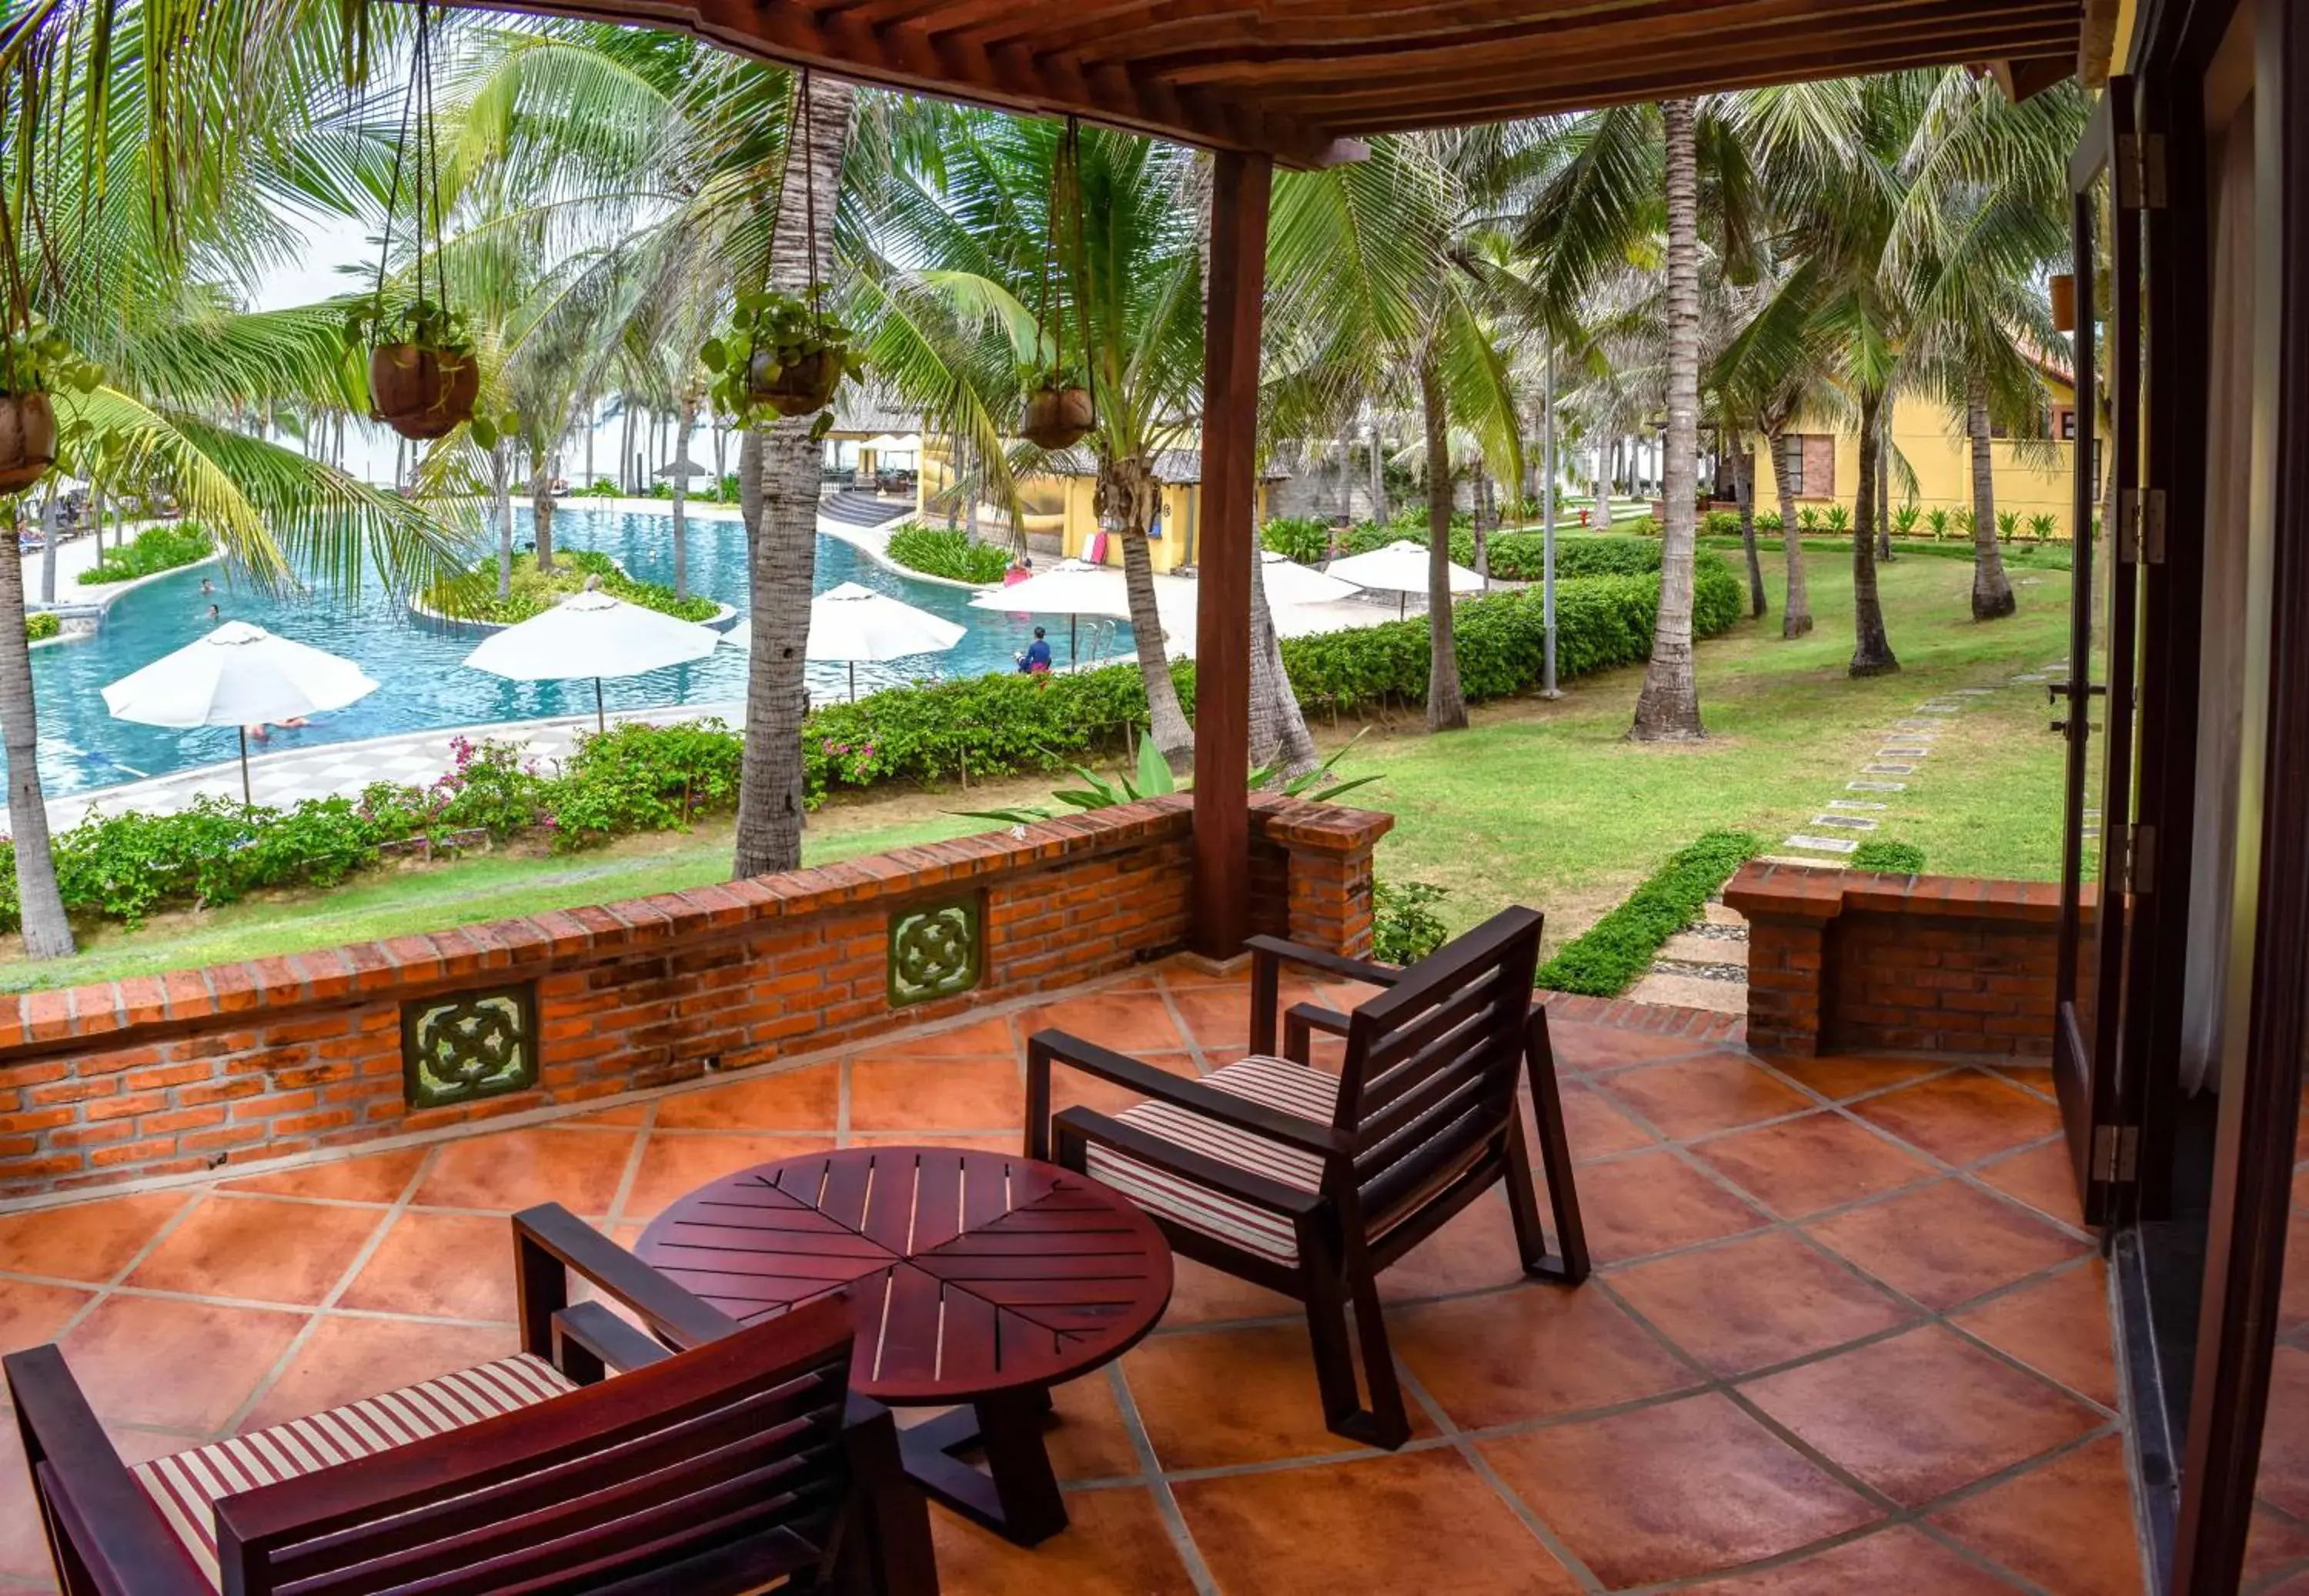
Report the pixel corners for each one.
[0,795,1390,1200]
[1725,863,2087,1059]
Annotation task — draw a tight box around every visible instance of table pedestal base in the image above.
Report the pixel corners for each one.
[898,1389,1066,1546]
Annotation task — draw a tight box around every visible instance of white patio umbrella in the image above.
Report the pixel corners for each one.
[967,557,1133,665]
[1323,539,1485,619]
[808,581,965,700]
[101,621,379,802]
[1259,549,1362,606]
[463,588,720,732]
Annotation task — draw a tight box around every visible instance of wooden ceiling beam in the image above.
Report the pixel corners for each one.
[1138,1,2073,85]
[1314,32,2078,129]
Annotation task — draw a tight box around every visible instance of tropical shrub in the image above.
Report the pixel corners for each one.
[1953,506,1977,535]
[1797,506,1823,532]
[23,612,59,642]
[576,479,621,497]
[1372,880,1450,964]
[48,796,393,927]
[1891,503,1922,536]
[2027,513,2060,541]
[1700,509,1742,539]
[1755,510,1783,533]
[430,549,720,625]
[0,842,17,935]
[1824,504,1852,534]
[1923,506,1953,539]
[1259,516,1333,565]
[887,523,1011,584]
[1535,830,1763,997]
[78,520,213,584]
[550,719,745,847]
[1997,509,2020,542]
[1851,839,1926,873]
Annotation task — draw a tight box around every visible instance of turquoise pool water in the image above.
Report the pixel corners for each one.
[16,508,1134,797]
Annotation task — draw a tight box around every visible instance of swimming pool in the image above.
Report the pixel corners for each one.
[15,508,1135,797]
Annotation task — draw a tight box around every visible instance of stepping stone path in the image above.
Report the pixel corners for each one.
[1626,657,2071,1018]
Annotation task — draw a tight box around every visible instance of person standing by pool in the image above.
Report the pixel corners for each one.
[1017,626,1052,675]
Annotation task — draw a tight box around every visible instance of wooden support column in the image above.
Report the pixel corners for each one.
[1190,147,1271,960]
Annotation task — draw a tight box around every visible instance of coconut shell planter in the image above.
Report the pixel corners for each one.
[1021,386,1094,449]
[747,347,842,419]
[0,392,57,493]
[370,344,481,440]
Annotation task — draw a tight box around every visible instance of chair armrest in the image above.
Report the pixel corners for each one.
[513,1204,737,1358]
[550,1301,673,1384]
[1054,1106,1327,1217]
[1245,935,1402,989]
[1028,1030,1348,1157]
[1281,1001,1351,1065]
[3,1346,209,1596]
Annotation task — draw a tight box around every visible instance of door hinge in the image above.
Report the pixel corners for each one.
[2118,132,2168,210]
[2117,488,2165,563]
[2093,1124,2142,1184]
[2144,487,2167,563]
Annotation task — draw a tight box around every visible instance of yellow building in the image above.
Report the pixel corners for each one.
[1748,374,2082,535]
[916,447,1278,575]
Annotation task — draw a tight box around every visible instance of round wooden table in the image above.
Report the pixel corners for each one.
[635,1145,1172,1544]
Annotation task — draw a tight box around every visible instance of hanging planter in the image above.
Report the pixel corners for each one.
[1021,119,1098,453]
[349,0,480,444]
[700,75,858,436]
[1020,376,1094,450]
[356,302,479,440]
[0,318,102,494]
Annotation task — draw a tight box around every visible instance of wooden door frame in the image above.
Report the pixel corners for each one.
[2167,0,2309,1588]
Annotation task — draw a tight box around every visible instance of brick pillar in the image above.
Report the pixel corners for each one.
[1250,798,1394,958]
[1723,862,1846,1057]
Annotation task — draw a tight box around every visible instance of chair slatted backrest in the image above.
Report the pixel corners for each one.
[1335,908,1543,1218]
[216,1297,857,1596]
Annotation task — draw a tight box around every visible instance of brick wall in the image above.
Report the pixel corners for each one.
[0,795,1391,1200]
[1725,863,2089,1058]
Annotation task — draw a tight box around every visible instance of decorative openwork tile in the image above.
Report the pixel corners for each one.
[888,892,984,1007]
[401,986,539,1110]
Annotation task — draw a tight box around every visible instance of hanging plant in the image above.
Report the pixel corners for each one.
[0,317,102,494]
[701,285,859,432]
[349,0,476,442]
[1018,119,1097,452]
[697,72,856,439]
[349,299,479,441]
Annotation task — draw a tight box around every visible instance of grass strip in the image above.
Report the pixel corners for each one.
[1535,829,1763,997]
[1850,839,1926,873]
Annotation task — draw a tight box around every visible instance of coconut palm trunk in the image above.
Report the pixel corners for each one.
[1765,423,1812,636]
[1248,538,1318,776]
[490,448,516,600]
[1097,452,1194,771]
[671,389,696,601]
[1966,373,2015,619]
[0,526,73,958]
[1418,355,1467,733]
[1849,386,1898,675]
[1630,97,1706,742]
[733,72,855,880]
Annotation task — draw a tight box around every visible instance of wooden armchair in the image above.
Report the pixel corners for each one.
[1028,907,1589,1450]
[5,1204,938,1596]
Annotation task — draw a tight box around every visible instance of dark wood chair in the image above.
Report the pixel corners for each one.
[1028,906,1589,1450]
[4,1204,939,1596]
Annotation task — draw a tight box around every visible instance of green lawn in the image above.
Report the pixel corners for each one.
[2,547,2077,987]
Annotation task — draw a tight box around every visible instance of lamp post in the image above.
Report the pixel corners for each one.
[1542,342,1560,699]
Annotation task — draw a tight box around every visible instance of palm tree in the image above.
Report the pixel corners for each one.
[1893,72,2086,622]
[1631,98,1706,739]
[1714,258,1836,637]
[1,2,463,958]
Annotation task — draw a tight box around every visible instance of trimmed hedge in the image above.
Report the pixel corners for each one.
[24,613,58,642]
[79,521,212,585]
[1704,534,2073,572]
[1261,515,1669,584]
[802,553,1746,800]
[887,522,1011,584]
[1536,830,1764,997]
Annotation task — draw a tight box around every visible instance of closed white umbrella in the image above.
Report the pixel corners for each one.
[1259,549,1362,606]
[102,621,379,801]
[808,581,965,700]
[464,587,720,732]
[967,558,1133,665]
[1322,539,1484,619]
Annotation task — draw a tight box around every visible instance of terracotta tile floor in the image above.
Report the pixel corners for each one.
[0,960,2145,1594]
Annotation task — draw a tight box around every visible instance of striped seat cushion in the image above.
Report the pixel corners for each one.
[132,1353,577,1590]
[1084,1054,1342,1264]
